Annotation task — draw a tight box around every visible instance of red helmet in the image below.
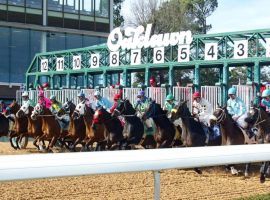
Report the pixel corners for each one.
[42,82,49,88]
[114,94,121,101]
[193,92,201,98]
[150,77,156,84]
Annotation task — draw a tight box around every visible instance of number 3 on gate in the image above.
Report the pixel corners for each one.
[153,47,164,64]
[234,40,248,59]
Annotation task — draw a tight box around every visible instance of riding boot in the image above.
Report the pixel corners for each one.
[247,129,255,139]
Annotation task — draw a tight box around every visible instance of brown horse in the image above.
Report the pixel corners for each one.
[16,103,44,150]
[245,106,270,183]
[92,107,124,150]
[212,106,246,175]
[58,100,86,151]
[73,102,106,151]
[8,101,28,149]
[143,101,175,148]
[0,113,9,138]
[31,103,61,152]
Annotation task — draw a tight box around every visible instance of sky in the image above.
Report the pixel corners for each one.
[122,0,270,34]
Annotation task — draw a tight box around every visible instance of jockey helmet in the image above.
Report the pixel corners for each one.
[77,91,85,98]
[193,92,201,98]
[94,90,101,96]
[150,77,156,84]
[22,91,29,97]
[0,100,3,104]
[137,90,145,97]
[38,92,44,97]
[114,94,121,101]
[166,94,174,101]
[42,82,49,88]
[50,95,56,100]
[228,87,236,95]
[262,89,270,97]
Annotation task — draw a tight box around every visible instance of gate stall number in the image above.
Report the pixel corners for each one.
[39,40,270,72]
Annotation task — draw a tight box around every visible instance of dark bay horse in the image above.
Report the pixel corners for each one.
[171,101,206,147]
[212,106,246,175]
[0,113,9,138]
[31,103,61,152]
[144,101,175,148]
[8,101,28,149]
[16,103,44,150]
[59,100,86,151]
[92,107,124,150]
[112,99,144,149]
[245,106,270,183]
[72,102,106,151]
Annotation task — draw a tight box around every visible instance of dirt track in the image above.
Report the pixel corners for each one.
[0,142,269,200]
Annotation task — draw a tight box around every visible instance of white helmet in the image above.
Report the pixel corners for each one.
[94,91,101,96]
[22,91,29,97]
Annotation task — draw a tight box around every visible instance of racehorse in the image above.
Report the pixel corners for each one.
[92,107,124,150]
[245,105,270,183]
[171,100,206,147]
[59,100,86,151]
[144,101,175,148]
[8,101,28,149]
[112,99,144,149]
[72,102,106,151]
[212,106,246,175]
[31,103,61,152]
[0,112,9,138]
[16,103,44,150]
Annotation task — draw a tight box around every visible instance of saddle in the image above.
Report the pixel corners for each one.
[238,126,257,144]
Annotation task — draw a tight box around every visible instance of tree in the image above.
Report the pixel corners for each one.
[114,0,125,27]
[186,0,218,34]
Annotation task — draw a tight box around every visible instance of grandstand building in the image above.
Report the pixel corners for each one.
[0,0,112,99]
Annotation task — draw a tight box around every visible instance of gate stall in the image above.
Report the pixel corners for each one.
[173,86,192,110]
[233,85,255,110]
[201,86,222,111]
[122,88,142,105]
[147,87,167,108]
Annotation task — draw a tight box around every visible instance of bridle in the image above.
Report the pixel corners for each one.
[250,107,266,127]
[215,107,227,124]
[114,100,136,117]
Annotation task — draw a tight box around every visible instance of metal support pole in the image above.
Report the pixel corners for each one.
[66,74,70,89]
[84,72,88,88]
[122,69,127,87]
[247,66,253,84]
[254,61,260,94]
[222,62,229,106]
[194,64,200,92]
[102,71,107,87]
[50,75,54,89]
[145,67,150,87]
[153,171,160,200]
[168,65,174,94]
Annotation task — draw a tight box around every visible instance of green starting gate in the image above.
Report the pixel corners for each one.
[25,25,270,105]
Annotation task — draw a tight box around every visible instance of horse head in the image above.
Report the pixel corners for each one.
[16,103,33,118]
[31,103,45,120]
[92,107,111,125]
[144,100,165,119]
[172,100,190,120]
[212,105,230,125]
[58,100,76,117]
[73,102,94,120]
[8,101,20,115]
[113,99,135,117]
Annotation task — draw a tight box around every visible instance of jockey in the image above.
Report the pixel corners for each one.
[227,87,254,138]
[134,90,154,133]
[110,93,121,113]
[93,90,113,111]
[49,95,62,115]
[21,91,35,107]
[42,82,50,90]
[261,89,270,114]
[150,77,157,87]
[0,100,6,113]
[192,92,213,126]
[163,94,178,113]
[38,90,51,109]
[77,91,91,107]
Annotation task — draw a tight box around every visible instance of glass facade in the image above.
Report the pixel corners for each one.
[0,0,110,32]
[0,26,107,84]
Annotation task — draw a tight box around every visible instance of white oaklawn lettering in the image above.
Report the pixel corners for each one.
[107,24,193,52]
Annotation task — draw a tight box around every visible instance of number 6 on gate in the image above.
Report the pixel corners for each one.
[153,47,164,64]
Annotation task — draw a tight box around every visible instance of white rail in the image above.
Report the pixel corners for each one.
[1,144,270,199]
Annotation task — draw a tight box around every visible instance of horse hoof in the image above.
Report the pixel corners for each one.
[194,168,202,174]
[260,174,266,183]
[231,169,239,175]
[244,172,249,177]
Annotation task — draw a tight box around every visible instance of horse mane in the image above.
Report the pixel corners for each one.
[124,99,136,115]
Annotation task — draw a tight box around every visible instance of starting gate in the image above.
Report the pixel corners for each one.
[101,88,120,102]
[147,87,167,108]
[233,85,255,109]
[173,87,193,110]
[123,88,142,105]
[201,86,222,111]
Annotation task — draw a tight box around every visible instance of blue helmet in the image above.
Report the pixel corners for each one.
[137,90,145,97]
[77,91,85,98]
[262,89,270,97]
[228,87,236,95]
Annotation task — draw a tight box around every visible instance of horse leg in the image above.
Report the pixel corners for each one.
[16,134,24,149]
[244,163,251,177]
[71,137,82,152]
[33,136,40,150]
[48,136,58,152]
[194,168,202,174]
[260,162,269,183]
[266,164,270,177]
[9,133,17,150]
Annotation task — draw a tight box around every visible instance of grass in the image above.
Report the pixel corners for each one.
[237,194,270,200]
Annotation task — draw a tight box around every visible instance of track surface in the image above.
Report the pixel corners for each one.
[0,142,269,200]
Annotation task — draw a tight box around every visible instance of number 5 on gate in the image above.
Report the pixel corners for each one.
[178,45,190,62]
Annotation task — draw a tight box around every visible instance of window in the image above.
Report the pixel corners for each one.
[64,0,77,13]
[0,0,7,4]
[47,32,66,51]
[8,0,24,6]
[26,0,42,9]
[95,0,109,18]
[0,27,10,82]
[81,0,93,15]
[66,34,82,49]
[48,0,63,12]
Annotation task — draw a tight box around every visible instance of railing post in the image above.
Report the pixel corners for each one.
[153,171,160,200]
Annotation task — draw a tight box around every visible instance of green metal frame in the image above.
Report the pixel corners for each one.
[26,28,270,104]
